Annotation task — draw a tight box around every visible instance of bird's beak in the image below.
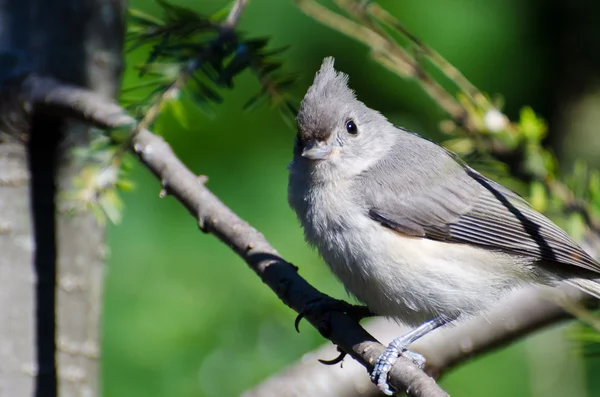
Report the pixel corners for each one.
[301,140,332,160]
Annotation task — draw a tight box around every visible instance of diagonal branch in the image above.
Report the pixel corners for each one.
[17,74,448,397]
[244,286,593,397]
[223,0,250,28]
[17,74,598,397]
[295,0,470,129]
[297,0,600,239]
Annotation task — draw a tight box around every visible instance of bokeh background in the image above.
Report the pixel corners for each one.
[104,0,600,396]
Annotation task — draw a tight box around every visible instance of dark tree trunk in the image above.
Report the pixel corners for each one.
[0,1,126,396]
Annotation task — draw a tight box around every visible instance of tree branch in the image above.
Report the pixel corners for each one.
[18,74,447,397]
[223,0,250,28]
[18,74,599,397]
[297,0,600,240]
[19,73,600,397]
[295,0,470,129]
[244,286,594,397]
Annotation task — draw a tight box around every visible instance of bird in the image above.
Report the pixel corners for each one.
[287,57,600,395]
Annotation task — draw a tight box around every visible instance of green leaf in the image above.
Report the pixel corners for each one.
[572,160,589,199]
[126,2,297,131]
[524,143,548,178]
[541,149,559,176]
[565,213,586,242]
[91,204,108,226]
[116,179,136,192]
[442,138,474,155]
[190,77,222,103]
[589,170,600,211]
[98,189,124,225]
[283,100,298,117]
[166,95,189,128]
[518,106,547,142]
[210,5,231,23]
[244,38,270,51]
[157,0,203,23]
[108,123,136,144]
[121,79,174,93]
[258,61,283,75]
[243,90,269,112]
[529,180,547,213]
[261,45,291,57]
[129,8,165,27]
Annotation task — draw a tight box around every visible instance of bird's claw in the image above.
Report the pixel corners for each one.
[294,296,373,332]
[318,347,347,365]
[370,341,426,395]
[294,311,306,332]
[402,350,426,369]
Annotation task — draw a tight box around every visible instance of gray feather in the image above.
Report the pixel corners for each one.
[360,131,600,274]
[296,57,357,144]
[288,56,600,326]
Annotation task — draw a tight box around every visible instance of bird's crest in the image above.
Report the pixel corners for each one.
[304,57,355,104]
[296,57,356,139]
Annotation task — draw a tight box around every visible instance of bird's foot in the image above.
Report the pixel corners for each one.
[294,296,373,332]
[369,316,451,395]
[370,337,426,396]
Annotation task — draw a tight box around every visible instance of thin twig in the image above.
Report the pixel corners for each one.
[223,0,250,28]
[364,2,484,107]
[135,0,249,134]
[118,4,246,160]
[136,59,197,133]
[299,0,600,239]
[295,0,470,129]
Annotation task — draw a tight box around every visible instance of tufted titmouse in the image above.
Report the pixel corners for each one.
[288,57,600,395]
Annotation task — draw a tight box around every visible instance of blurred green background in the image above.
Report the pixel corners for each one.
[103,0,600,396]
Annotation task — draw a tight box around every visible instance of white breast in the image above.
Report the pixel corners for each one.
[289,172,540,326]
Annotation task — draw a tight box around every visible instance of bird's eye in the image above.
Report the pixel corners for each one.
[346,119,358,135]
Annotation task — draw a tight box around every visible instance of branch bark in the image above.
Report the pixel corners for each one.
[17,75,597,397]
[243,286,592,397]
[19,75,447,397]
[223,0,251,28]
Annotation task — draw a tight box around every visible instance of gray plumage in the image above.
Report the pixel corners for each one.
[361,134,598,271]
[288,57,600,329]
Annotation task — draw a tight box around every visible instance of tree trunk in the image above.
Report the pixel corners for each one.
[0,1,126,396]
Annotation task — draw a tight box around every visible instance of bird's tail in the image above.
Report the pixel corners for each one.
[566,278,600,299]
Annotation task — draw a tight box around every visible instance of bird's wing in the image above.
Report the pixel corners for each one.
[362,148,599,273]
